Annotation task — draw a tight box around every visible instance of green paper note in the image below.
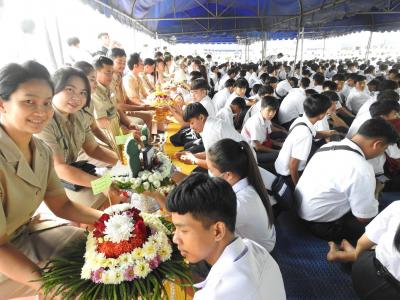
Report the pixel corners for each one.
[115,134,130,145]
[91,173,112,195]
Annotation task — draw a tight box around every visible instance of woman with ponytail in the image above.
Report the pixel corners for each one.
[207,138,276,252]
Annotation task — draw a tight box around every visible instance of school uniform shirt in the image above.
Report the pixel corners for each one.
[369,144,400,176]
[224,92,242,109]
[346,112,371,139]
[212,88,231,111]
[346,88,371,114]
[340,84,351,100]
[365,201,400,281]
[122,72,147,101]
[0,127,65,238]
[275,116,316,176]
[200,95,217,118]
[296,138,378,222]
[356,96,377,117]
[216,106,234,128]
[140,73,155,95]
[91,82,119,121]
[35,108,97,164]
[218,73,230,91]
[193,237,286,300]
[233,178,276,252]
[278,87,306,124]
[242,100,262,125]
[314,115,330,131]
[201,117,249,153]
[248,72,262,88]
[275,79,292,98]
[110,73,128,105]
[241,112,271,148]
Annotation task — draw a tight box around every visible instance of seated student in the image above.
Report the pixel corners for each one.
[367,78,380,97]
[35,67,125,209]
[141,58,156,94]
[327,201,400,300]
[212,78,235,111]
[346,75,371,114]
[241,96,281,172]
[243,85,275,123]
[216,97,246,130]
[296,118,399,244]
[207,139,276,252]
[311,72,325,93]
[357,80,399,117]
[278,77,311,130]
[224,78,248,108]
[332,73,355,125]
[175,103,249,169]
[0,61,103,299]
[341,73,358,100]
[166,173,286,300]
[321,90,349,131]
[275,94,331,188]
[231,97,250,131]
[275,76,297,99]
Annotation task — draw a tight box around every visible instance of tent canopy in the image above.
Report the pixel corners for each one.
[86,0,400,43]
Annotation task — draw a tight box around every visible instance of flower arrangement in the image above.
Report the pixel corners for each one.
[41,204,192,300]
[114,151,175,196]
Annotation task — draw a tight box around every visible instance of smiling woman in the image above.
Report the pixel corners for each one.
[0,61,103,299]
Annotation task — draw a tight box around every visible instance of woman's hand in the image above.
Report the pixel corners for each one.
[104,183,129,204]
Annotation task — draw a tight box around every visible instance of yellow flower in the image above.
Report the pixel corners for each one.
[142,242,157,260]
[158,244,172,262]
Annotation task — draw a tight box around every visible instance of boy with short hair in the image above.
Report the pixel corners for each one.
[346,75,371,114]
[275,94,332,187]
[212,78,235,111]
[242,96,281,172]
[167,173,286,300]
[224,78,248,108]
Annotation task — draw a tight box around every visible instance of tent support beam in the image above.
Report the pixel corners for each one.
[138,15,296,21]
[294,0,303,68]
[365,31,373,60]
[194,0,216,17]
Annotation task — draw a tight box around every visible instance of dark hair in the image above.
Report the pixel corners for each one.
[0,61,54,101]
[154,51,163,58]
[143,58,155,66]
[234,78,248,89]
[394,224,400,252]
[239,69,247,78]
[67,37,80,47]
[192,59,202,66]
[207,139,273,227]
[166,172,237,232]
[199,65,209,84]
[52,67,91,107]
[225,78,235,88]
[258,85,273,96]
[227,68,237,76]
[357,118,399,145]
[110,48,126,59]
[164,55,173,63]
[259,73,269,84]
[289,77,298,87]
[322,80,337,91]
[93,56,113,70]
[230,97,246,110]
[354,75,366,83]
[303,93,331,118]
[73,61,95,76]
[252,84,262,94]
[367,79,380,89]
[369,100,400,118]
[379,79,398,91]
[191,78,209,91]
[261,96,279,110]
[305,89,318,96]
[300,77,311,88]
[377,89,400,103]
[127,53,141,70]
[265,76,278,85]
[190,71,203,81]
[332,73,346,82]
[313,72,325,85]
[321,90,339,102]
[183,102,209,122]
[97,32,109,39]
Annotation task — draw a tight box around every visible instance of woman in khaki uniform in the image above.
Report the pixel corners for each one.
[35,67,124,209]
[0,61,103,299]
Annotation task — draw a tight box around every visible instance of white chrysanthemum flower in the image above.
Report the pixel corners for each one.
[153,180,161,188]
[131,247,144,260]
[143,182,150,190]
[158,244,173,262]
[104,214,134,243]
[134,260,151,278]
[142,242,157,260]
[106,269,124,284]
[81,264,92,279]
[148,174,154,183]
[141,174,148,181]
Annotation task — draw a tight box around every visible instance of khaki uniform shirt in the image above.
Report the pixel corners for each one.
[79,100,95,129]
[35,108,97,164]
[140,73,155,94]
[123,72,147,101]
[0,127,65,238]
[110,72,128,105]
[92,82,119,120]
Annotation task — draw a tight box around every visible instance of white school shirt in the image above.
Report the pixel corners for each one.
[218,74,230,91]
[224,92,242,108]
[314,115,330,132]
[346,88,371,114]
[233,178,276,252]
[201,117,248,153]
[346,112,371,139]
[216,106,234,128]
[200,96,217,118]
[241,112,271,147]
[278,87,306,124]
[249,72,262,88]
[313,85,323,93]
[243,99,262,125]
[193,237,286,300]
[212,88,231,111]
[275,79,292,98]
[275,116,316,176]
[296,138,378,222]
[356,96,377,117]
[365,201,400,281]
